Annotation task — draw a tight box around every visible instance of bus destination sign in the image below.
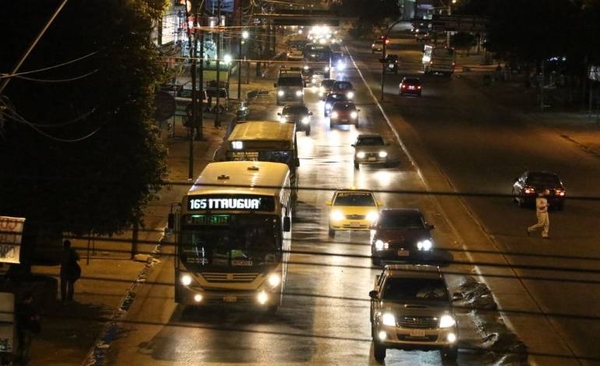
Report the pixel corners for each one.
[187,195,275,212]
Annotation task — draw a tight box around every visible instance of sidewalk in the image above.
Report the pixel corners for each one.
[22,63,276,366]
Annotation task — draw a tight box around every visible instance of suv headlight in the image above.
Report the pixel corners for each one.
[301,116,310,124]
[356,151,366,159]
[374,239,388,250]
[381,312,396,326]
[378,151,388,158]
[350,111,358,119]
[347,91,354,99]
[439,314,456,328]
[331,111,338,119]
[417,239,433,251]
[277,90,284,96]
[295,90,303,97]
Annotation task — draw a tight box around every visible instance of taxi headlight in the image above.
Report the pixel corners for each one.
[374,239,387,250]
[330,210,344,221]
[382,312,396,326]
[181,274,192,286]
[277,90,284,97]
[378,151,388,158]
[417,239,433,251]
[439,314,456,328]
[356,151,366,159]
[366,211,379,222]
[350,111,358,119]
[268,273,281,287]
[347,91,354,99]
[331,111,338,119]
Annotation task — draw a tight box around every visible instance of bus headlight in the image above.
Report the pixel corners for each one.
[257,290,269,305]
[268,273,281,287]
[193,294,203,303]
[181,274,192,286]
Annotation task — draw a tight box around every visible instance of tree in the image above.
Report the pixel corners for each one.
[0,0,169,245]
[330,0,401,38]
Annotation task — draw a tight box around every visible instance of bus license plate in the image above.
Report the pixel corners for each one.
[409,329,426,337]
[223,295,237,303]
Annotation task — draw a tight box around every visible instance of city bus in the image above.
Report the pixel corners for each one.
[222,120,300,182]
[303,43,332,79]
[168,161,293,313]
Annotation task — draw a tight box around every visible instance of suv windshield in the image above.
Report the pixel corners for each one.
[278,77,303,87]
[283,105,308,115]
[357,136,384,146]
[382,277,448,301]
[378,214,423,229]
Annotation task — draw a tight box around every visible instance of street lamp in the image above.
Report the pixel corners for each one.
[238,30,249,100]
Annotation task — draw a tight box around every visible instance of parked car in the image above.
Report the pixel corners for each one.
[369,264,462,363]
[370,208,435,266]
[352,133,398,169]
[277,103,313,136]
[399,77,422,97]
[325,188,382,238]
[512,171,566,210]
[323,92,350,117]
[329,101,360,129]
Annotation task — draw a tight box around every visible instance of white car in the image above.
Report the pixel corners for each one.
[352,133,398,169]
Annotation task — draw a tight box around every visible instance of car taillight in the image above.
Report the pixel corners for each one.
[524,187,536,194]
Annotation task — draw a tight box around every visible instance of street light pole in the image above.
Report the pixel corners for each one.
[238,31,248,100]
[380,20,404,101]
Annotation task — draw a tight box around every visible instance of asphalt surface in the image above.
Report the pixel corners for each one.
[17,52,600,366]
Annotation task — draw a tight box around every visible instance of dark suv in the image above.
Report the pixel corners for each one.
[369,264,462,364]
[370,208,434,266]
[277,103,313,136]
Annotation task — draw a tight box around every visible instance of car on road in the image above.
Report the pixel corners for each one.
[399,77,422,97]
[414,29,430,42]
[331,80,355,99]
[512,171,566,210]
[370,208,435,266]
[277,103,313,136]
[323,92,350,117]
[372,38,387,53]
[326,188,382,238]
[352,133,397,169]
[319,79,336,100]
[329,101,360,129]
[369,264,462,364]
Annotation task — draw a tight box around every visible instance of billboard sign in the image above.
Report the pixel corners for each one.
[0,216,25,264]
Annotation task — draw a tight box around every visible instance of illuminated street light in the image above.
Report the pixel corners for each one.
[238,30,249,99]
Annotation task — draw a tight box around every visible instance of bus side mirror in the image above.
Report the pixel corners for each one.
[167,213,175,229]
[283,216,291,232]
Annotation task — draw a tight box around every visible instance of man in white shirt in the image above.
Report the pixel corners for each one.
[527,190,550,239]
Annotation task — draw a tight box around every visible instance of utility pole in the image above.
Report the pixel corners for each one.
[214,0,222,128]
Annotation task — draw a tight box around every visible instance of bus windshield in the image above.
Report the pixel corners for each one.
[227,150,293,166]
[180,215,280,270]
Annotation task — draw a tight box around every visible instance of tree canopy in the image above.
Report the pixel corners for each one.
[0,0,169,237]
[330,0,401,38]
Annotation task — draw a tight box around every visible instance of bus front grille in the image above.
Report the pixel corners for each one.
[202,272,259,283]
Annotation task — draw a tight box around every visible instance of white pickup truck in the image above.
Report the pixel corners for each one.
[422,45,456,75]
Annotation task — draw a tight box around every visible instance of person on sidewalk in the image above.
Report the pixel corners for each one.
[527,190,550,239]
[60,240,81,303]
[15,291,40,366]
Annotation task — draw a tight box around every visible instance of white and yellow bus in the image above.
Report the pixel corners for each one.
[168,161,292,313]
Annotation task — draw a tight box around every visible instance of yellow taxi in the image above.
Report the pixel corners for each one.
[325,189,382,238]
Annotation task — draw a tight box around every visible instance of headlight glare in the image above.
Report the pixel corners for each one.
[417,239,433,251]
[356,151,366,158]
[378,151,388,158]
[366,211,379,222]
[382,313,396,326]
[350,111,358,119]
[439,314,456,328]
[181,274,192,286]
[330,210,344,221]
[268,273,281,287]
[374,239,387,250]
[277,90,284,96]
[331,111,338,118]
